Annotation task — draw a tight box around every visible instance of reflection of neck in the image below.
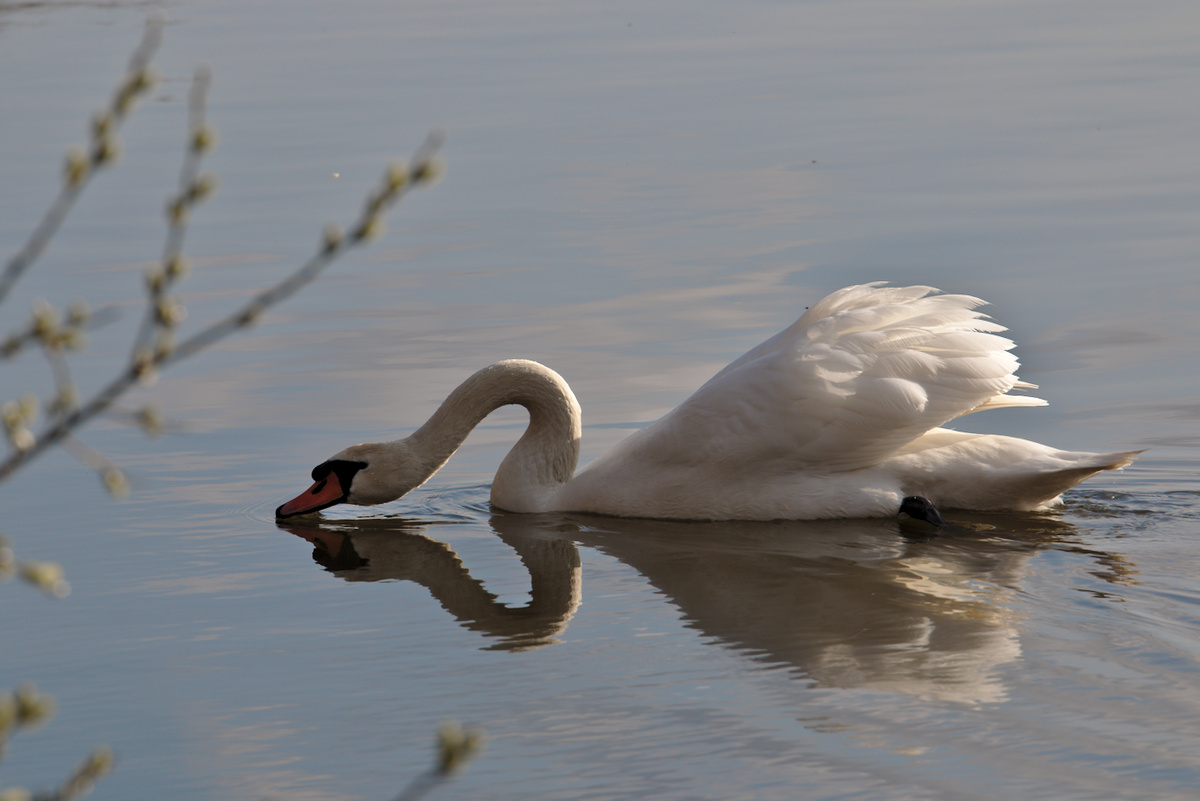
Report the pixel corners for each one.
[392,531,580,651]
[292,519,582,652]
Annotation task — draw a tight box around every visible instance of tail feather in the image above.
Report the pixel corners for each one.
[969,394,1048,413]
[1094,449,1144,471]
[986,449,1145,511]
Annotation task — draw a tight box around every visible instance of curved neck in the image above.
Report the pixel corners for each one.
[408,360,582,512]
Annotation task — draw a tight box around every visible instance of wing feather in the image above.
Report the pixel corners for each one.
[631,283,1045,473]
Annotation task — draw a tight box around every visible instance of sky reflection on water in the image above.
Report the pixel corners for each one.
[3,0,1200,798]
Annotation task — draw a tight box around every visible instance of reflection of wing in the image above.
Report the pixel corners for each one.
[569,514,1060,706]
[632,283,1045,473]
[282,507,1133,705]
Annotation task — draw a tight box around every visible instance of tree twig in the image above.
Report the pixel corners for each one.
[0,133,444,483]
[0,17,163,308]
[129,65,216,362]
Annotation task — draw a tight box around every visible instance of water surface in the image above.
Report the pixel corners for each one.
[3,1,1199,799]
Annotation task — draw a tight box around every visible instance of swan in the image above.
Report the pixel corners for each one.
[276,283,1140,522]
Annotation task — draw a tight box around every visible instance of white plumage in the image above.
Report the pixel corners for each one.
[277,283,1140,521]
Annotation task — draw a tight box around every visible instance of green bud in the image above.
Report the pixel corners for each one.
[145,265,166,294]
[131,65,159,94]
[103,467,129,500]
[61,327,87,352]
[353,215,384,243]
[2,397,36,449]
[94,135,122,166]
[191,123,219,154]
[13,684,55,725]
[63,146,90,187]
[190,173,218,202]
[91,111,114,141]
[133,348,158,385]
[5,394,40,434]
[66,300,91,327]
[19,562,69,598]
[31,300,59,341]
[114,66,157,116]
[51,384,80,415]
[9,427,35,453]
[386,159,409,192]
[80,745,116,780]
[411,156,446,186]
[167,197,187,225]
[138,404,165,438]
[436,721,484,776]
[164,255,190,281]
[154,297,186,328]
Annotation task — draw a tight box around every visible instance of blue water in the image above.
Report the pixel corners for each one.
[3,1,1200,798]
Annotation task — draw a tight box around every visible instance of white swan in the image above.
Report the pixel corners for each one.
[276,283,1140,522]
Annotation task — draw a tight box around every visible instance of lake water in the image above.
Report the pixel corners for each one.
[3,1,1199,798]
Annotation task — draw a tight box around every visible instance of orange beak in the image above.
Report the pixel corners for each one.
[276,470,350,519]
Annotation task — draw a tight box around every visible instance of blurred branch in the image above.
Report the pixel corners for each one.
[128,63,217,363]
[392,722,485,801]
[0,17,162,308]
[0,737,113,801]
[0,685,57,762]
[33,746,115,801]
[0,132,443,484]
[1,22,464,801]
[163,128,444,368]
[0,25,444,487]
[0,536,70,597]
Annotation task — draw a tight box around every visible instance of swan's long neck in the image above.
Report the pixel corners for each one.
[408,360,582,512]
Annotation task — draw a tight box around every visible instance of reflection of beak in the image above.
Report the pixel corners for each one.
[276,523,365,571]
[277,522,343,549]
[275,471,350,519]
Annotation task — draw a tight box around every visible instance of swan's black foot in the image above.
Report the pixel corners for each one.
[899,496,947,527]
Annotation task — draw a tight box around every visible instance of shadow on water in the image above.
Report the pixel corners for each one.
[278,508,1137,705]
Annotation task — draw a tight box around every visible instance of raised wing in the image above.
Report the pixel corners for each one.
[634,283,1046,473]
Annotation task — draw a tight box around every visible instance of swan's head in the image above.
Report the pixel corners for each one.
[275,441,430,519]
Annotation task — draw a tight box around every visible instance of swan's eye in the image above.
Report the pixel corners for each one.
[311,459,370,491]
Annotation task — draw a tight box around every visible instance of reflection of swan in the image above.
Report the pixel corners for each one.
[567,513,1101,705]
[281,510,1135,704]
[278,516,581,651]
[277,284,1139,521]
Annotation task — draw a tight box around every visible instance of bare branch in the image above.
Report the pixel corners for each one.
[0,17,163,307]
[391,722,485,801]
[0,134,444,483]
[0,20,442,488]
[130,65,216,362]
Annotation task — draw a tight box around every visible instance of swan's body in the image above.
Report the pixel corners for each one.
[277,283,1139,521]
